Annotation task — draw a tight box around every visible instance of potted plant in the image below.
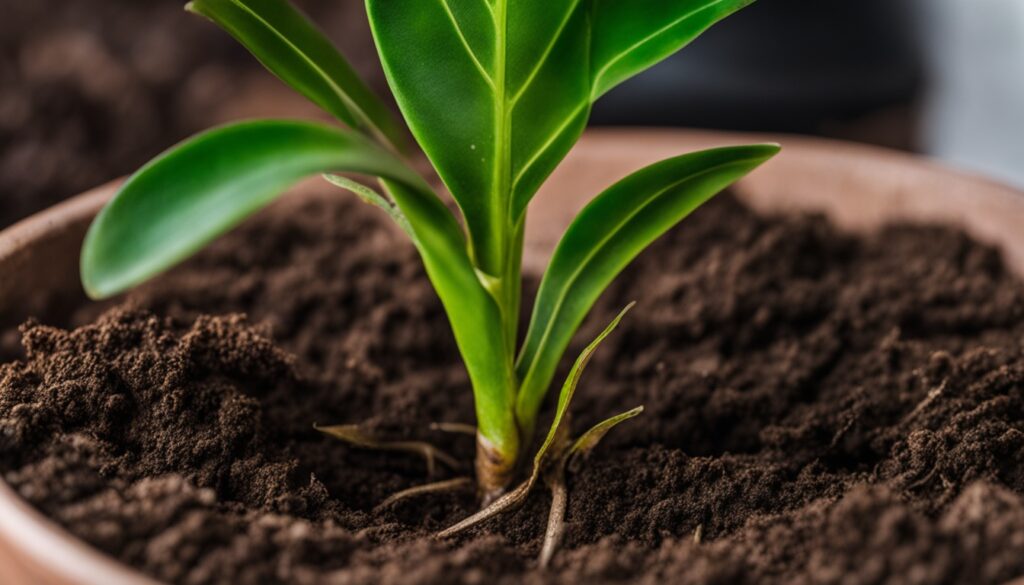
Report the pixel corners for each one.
[3,1,1024,584]
[80,0,777,543]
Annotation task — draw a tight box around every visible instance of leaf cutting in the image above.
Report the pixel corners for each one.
[79,0,777,565]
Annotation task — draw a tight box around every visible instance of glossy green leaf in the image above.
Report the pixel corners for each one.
[81,118,519,459]
[187,0,405,149]
[82,120,421,298]
[590,0,757,99]
[366,0,592,275]
[366,0,758,276]
[515,144,780,425]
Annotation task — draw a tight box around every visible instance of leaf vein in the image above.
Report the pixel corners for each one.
[509,0,584,106]
[591,0,731,99]
[438,0,496,89]
[510,102,587,193]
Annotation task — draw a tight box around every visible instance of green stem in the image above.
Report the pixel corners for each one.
[476,218,524,497]
[501,218,525,352]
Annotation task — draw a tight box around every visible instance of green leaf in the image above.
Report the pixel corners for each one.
[590,0,757,99]
[324,174,415,240]
[82,120,422,298]
[366,0,592,275]
[515,144,780,425]
[365,0,757,275]
[81,118,519,459]
[186,0,405,149]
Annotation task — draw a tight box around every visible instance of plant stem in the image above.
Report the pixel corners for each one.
[470,0,524,501]
[501,218,525,352]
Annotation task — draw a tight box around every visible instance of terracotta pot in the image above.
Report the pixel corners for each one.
[1,129,1022,584]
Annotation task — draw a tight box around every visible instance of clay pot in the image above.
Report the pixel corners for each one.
[1,129,1022,584]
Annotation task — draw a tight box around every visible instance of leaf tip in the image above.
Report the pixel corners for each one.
[740,142,782,169]
[184,1,212,21]
[610,301,638,326]
[81,279,105,302]
[760,143,783,161]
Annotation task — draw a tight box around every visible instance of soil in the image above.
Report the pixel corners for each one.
[3,190,1024,584]
[0,0,381,228]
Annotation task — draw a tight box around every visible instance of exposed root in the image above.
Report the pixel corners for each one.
[430,422,477,436]
[539,463,568,568]
[437,477,534,538]
[314,423,460,476]
[376,477,474,510]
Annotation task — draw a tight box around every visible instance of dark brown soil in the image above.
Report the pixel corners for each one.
[0,0,380,228]
[3,190,1024,584]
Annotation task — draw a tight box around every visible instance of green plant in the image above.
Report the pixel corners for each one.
[80,0,777,545]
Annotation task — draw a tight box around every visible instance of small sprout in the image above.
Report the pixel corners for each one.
[79,0,777,560]
[440,305,638,551]
[540,405,644,567]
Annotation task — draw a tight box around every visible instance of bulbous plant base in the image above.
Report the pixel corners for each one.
[474,434,516,506]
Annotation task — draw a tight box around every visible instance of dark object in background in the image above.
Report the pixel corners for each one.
[592,0,924,148]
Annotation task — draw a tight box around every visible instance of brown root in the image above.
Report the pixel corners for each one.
[539,463,568,568]
[430,422,477,436]
[376,477,474,510]
[437,478,533,538]
[315,423,460,476]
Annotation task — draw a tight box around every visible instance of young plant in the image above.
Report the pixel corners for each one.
[81,0,776,528]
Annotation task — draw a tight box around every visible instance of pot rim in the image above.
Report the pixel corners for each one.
[0,180,152,585]
[0,180,116,268]
[1,129,1022,585]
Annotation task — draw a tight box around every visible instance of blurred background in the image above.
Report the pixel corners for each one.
[1,0,1022,229]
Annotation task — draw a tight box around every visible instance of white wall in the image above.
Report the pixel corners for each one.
[920,0,1024,188]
